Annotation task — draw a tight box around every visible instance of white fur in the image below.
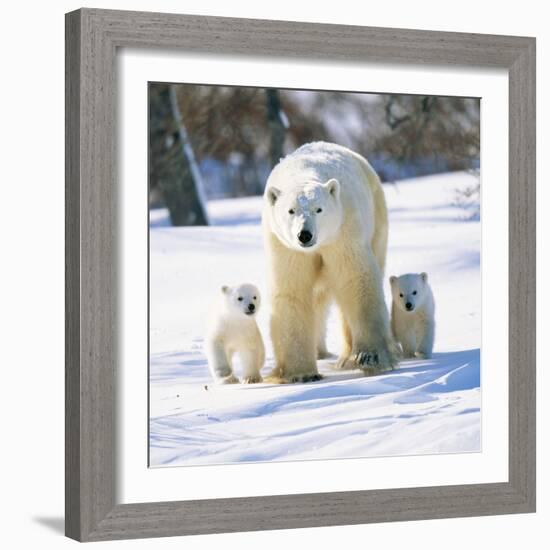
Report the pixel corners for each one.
[205,283,265,384]
[263,142,396,382]
[390,273,435,359]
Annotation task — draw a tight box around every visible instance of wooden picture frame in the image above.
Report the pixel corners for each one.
[65,8,536,542]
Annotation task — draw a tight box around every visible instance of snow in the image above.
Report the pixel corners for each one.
[149,171,481,467]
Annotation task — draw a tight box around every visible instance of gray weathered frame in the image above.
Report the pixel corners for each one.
[65,8,536,542]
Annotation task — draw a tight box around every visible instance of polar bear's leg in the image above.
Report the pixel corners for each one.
[206,340,239,384]
[398,331,417,358]
[267,241,320,383]
[316,317,329,359]
[415,318,434,359]
[270,291,320,382]
[328,246,396,374]
[335,311,353,369]
[241,333,265,384]
[370,181,389,275]
[314,287,332,359]
[240,349,264,384]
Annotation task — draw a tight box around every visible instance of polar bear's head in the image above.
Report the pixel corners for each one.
[221,283,261,318]
[266,179,342,252]
[389,272,429,313]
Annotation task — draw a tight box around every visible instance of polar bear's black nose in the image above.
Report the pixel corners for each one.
[405,302,413,311]
[298,230,313,244]
[248,303,255,312]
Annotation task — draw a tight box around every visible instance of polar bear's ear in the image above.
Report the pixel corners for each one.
[420,272,428,283]
[389,275,397,286]
[324,178,340,199]
[267,187,281,205]
[221,285,230,294]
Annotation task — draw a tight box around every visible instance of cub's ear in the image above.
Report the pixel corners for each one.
[221,285,230,294]
[267,187,281,205]
[389,275,397,286]
[324,178,340,199]
[420,272,428,283]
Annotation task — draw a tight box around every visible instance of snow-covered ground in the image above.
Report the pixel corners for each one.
[149,171,481,467]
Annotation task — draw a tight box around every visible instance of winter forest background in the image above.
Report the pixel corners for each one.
[148,83,480,225]
[148,83,481,467]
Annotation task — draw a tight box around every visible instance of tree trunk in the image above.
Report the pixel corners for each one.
[266,89,287,168]
[149,83,209,226]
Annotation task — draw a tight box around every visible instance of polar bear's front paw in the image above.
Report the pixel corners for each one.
[346,348,396,376]
[264,365,322,384]
[414,351,431,360]
[242,374,263,384]
[219,374,240,385]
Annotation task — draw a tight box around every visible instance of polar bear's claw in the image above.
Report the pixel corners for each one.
[288,372,323,383]
[355,351,379,365]
[335,348,395,375]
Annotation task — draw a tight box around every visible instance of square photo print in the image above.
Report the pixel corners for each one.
[148,83,481,467]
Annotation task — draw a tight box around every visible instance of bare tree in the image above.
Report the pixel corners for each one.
[375,95,480,168]
[149,83,209,226]
[266,89,288,167]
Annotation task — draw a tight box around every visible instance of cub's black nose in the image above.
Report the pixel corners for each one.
[405,302,413,311]
[298,230,313,244]
[248,303,255,312]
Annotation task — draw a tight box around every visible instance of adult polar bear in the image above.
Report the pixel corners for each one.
[263,141,396,383]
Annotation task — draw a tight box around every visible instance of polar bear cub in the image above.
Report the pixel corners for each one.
[205,283,265,384]
[389,273,435,359]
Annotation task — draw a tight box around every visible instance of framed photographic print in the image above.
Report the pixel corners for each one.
[65,8,536,542]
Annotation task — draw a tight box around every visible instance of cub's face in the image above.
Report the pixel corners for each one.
[266,179,342,252]
[390,273,428,313]
[221,283,261,317]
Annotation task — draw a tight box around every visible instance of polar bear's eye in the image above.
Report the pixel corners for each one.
[399,293,403,298]
[316,208,323,213]
[238,297,243,301]
[253,296,257,300]
[288,209,295,215]
[412,291,417,295]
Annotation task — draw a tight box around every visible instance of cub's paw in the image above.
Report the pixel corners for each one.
[219,374,240,385]
[414,351,431,360]
[288,372,323,383]
[242,374,263,384]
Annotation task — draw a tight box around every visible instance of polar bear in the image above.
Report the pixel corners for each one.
[389,272,435,359]
[262,141,396,382]
[205,283,265,384]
